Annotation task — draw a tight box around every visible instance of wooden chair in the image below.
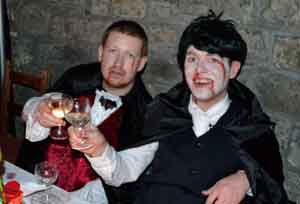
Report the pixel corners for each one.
[0,61,50,163]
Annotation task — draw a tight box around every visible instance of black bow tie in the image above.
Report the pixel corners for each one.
[99,96,117,110]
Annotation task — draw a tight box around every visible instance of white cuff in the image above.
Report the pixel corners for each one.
[86,145,116,168]
[23,93,58,142]
[25,114,50,142]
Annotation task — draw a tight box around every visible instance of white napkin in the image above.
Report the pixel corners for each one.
[21,182,50,197]
[70,179,108,204]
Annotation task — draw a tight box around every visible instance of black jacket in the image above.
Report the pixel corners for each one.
[136,79,287,204]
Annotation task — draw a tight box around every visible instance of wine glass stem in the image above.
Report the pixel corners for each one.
[77,127,86,138]
[57,125,62,135]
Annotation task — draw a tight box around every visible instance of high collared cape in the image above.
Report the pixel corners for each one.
[135,79,288,204]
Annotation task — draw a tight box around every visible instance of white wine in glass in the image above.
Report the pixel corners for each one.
[46,93,73,140]
[64,97,91,148]
[64,112,90,128]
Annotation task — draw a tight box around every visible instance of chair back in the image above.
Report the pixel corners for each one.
[0,61,50,163]
[3,61,49,117]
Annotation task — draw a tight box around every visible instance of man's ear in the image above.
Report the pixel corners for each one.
[230,61,241,79]
[98,45,103,62]
[137,56,148,72]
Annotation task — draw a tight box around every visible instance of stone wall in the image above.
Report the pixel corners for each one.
[6,0,300,202]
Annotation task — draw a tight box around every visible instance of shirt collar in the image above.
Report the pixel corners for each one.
[188,93,231,137]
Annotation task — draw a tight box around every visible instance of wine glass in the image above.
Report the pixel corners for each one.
[31,161,62,204]
[35,161,58,187]
[64,97,91,148]
[46,93,73,140]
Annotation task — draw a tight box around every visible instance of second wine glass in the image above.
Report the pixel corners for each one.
[64,97,91,148]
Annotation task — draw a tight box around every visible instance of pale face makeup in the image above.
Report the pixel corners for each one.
[184,46,240,110]
[99,31,147,96]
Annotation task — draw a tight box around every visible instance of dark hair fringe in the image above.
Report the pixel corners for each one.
[177,10,247,76]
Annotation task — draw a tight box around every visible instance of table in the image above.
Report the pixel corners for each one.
[3,161,108,204]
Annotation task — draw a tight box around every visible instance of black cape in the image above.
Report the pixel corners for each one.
[134,79,288,204]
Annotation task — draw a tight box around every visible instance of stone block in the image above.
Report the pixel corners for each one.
[81,18,108,44]
[269,112,294,153]
[284,170,300,202]
[13,39,35,67]
[54,0,85,16]
[240,28,266,62]
[241,70,300,118]
[290,11,300,27]
[209,0,255,24]
[143,61,181,96]
[16,3,50,36]
[178,0,208,15]
[274,37,300,72]
[48,16,67,41]
[90,0,111,16]
[148,1,173,19]
[112,0,146,18]
[149,25,178,46]
[34,44,66,68]
[262,0,298,25]
[286,126,300,171]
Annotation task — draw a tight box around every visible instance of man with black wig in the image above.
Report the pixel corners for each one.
[20,20,152,204]
[69,11,288,204]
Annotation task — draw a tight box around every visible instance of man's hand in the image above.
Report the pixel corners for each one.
[68,124,108,157]
[202,170,250,204]
[35,101,65,128]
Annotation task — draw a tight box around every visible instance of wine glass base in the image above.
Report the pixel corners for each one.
[50,127,68,140]
[30,191,63,204]
[73,144,93,150]
[50,135,68,140]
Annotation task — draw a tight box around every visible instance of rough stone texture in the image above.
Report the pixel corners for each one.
[178,0,209,16]
[90,0,111,16]
[239,68,300,118]
[240,28,267,65]
[262,0,299,25]
[6,0,300,202]
[274,37,300,72]
[210,0,256,24]
[148,1,173,19]
[112,0,146,18]
[148,24,178,55]
[143,60,181,96]
[270,112,294,153]
[256,73,300,117]
[285,123,300,202]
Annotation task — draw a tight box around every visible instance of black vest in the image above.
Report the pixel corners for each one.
[136,123,244,204]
